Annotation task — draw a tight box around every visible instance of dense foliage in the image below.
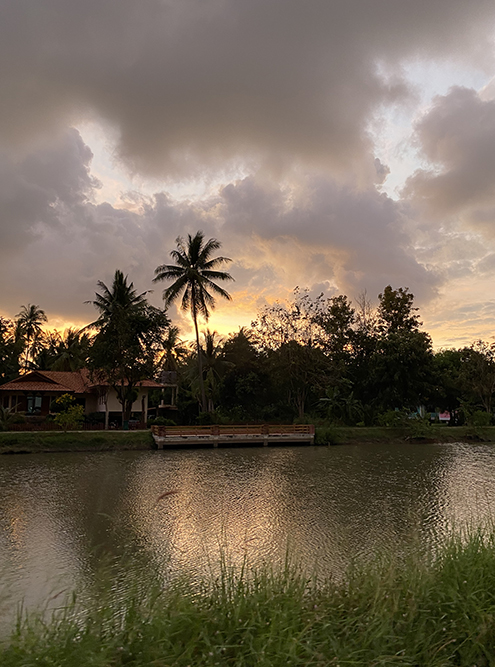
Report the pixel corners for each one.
[3,255,495,426]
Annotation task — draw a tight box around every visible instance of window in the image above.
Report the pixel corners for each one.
[26,395,42,414]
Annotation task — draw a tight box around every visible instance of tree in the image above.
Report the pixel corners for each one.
[158,326,187,373]
[370,328,435,411]
[87,270,169,428]
[250,288,325,351]
[269,340,330,419]
[377,285,420,333]
[219,329,272,422]
[432,349,464,423]
[459,341,495,414]
[16,304,47,372]
[53,393,85,431]
[200,329,232,413]
[153,231,234,413]
[34,328,91,371]
[0,317,24,382]
[366,286,434,412]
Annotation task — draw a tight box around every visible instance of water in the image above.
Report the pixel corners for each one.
[1,442,495,617]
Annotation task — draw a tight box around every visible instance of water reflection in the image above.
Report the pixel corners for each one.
[2,443,495,614]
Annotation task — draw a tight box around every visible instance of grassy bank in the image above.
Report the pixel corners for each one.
[2,425,495,454]
[0,429,155,454]
[316,424,495,445]
[3,531,495,666]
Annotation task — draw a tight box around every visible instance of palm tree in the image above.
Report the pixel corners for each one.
[39,328,91,371]
[201,329,232,412]
[16,304,48,372]
[159,326,187,373]
[153,231,234,412]
[86,269,150,329]
[86,270,168,428]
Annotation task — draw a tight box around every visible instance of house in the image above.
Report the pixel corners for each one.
[0,369,165,426]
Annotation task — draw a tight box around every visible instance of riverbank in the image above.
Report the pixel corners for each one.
[2,531,495,666]
[2,425,495,454]
[0,429,154,454]
[316,424,495,445]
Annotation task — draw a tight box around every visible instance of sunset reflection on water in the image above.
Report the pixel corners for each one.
[2,443,495,617]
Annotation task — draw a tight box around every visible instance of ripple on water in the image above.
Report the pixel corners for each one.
[1,442,495,613]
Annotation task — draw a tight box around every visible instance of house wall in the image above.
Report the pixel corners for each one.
[95,388,149,414]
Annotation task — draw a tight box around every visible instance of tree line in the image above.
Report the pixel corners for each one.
[1,231,495,426]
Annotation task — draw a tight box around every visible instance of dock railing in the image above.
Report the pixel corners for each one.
[151,423,315,445]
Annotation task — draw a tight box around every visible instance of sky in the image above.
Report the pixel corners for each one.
[1,0,495,348]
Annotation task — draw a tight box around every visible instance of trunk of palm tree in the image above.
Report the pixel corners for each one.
[104,392,109,430]
[121,377,127,429]
[193,302,207,413]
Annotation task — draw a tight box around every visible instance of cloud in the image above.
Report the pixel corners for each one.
[221,174,440,302]
[2,1,495,343]
[405,87,495,223]
[0,130,438,327]
[1,1,494,179]
[0,129,99,256]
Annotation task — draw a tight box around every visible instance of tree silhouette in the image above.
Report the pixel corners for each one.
[87,270,168,427]
[16,304,47,372]
[153,231,233,412]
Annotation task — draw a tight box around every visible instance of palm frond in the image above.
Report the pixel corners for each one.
[202,269,234,282]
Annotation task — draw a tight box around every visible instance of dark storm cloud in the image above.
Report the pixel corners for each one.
[1,0,494,177]
[0,129,99,255]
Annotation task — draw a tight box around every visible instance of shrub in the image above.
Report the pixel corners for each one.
[9,412,26,424]
[147,417,177,427]
[54,404,85,431]
[85,412,106,425]
[470,410,492,427]
[314,425,336,445]
[376,409,409,427]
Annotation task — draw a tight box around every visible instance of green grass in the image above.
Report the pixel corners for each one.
[3,425,495,454]
[0,430,155,454]
[316,424,495,445]
[3,531,495,666]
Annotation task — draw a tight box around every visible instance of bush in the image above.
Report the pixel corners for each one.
[408,414,431,439]
[196,411,217,425]
[9,412,26,424]
[147,417,177,427]
[314,426,336,445]
[469,410,492,427]
[376,409,409,427]
[54,404,85,431]
[85,412,106,425]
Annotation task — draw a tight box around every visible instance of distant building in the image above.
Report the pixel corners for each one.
[0,369,164,425]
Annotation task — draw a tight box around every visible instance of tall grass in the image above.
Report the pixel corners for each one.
[3,530,495,666]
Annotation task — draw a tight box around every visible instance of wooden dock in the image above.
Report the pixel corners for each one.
[151,424,315,448]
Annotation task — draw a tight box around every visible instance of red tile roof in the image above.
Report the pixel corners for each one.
[0,369,163,393]
[0,381,72,393]
[39,370,92,393]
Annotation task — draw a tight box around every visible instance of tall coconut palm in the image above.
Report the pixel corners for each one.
[153,231,234,412]
[16,304,48,372]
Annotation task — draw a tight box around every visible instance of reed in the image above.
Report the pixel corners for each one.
[3,530,495,666]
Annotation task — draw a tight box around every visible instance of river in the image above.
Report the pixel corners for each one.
[1,442,495,618]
